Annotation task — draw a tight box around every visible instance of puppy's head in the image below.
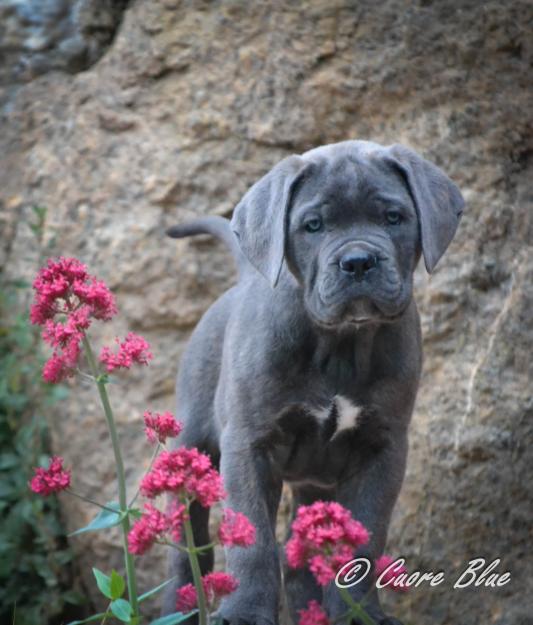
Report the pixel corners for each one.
[231,140,464,329]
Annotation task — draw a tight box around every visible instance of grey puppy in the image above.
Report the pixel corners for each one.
[162,140,464,625]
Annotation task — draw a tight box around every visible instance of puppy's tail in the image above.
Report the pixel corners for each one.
[166,216,246,276]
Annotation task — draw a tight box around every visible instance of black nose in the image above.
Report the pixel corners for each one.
[339,251,378,279]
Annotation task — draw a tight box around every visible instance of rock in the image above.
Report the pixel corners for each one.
[0,1,532,623]
[97,108,137,132]
[58,35,88,72]
[0,0,128,87]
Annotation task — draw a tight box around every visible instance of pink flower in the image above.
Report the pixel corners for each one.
[30,456,71,496]
[99,332,153,372]
[31,257,116,326]
[41,332,83,383]
[140,448,225,507]
[42,307,91,349]
[175,583,198,612]
[203,572,239,605]
[143,411,182,445]
[42,353,73,383]
[286,501,369,586]
[175,572,239,612]
[218,509,256,548]
[375,555,409,592]
[128,503,168,555]
[72,278,117,321]
[30,257,117,382]
[298,600,331,625]
[166,502,187,543]
[128,502,187,555]
[30,257,87,325]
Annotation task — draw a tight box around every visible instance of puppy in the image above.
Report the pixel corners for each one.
[163,140,464,625]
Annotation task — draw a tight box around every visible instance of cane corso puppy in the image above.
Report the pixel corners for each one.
[163,140,464,624]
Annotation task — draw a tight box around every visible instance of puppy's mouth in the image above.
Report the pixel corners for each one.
[345,316,375,326]
[344,298,378,321]
[307,275,413,330]
[307,295,384,329]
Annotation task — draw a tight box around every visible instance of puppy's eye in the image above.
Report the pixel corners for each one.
[386,210,402,225]
[304,217,323,233]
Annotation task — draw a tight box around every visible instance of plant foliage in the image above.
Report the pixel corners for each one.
[0,207,82,624]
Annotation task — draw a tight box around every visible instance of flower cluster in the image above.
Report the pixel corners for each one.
[375,555,409,592]
[143,411,182,445]
[29,456,71,496]
[30,257,117,382]
[140,448,225,507]
[100,332,153,372]
[218,508,256,548]
[176,572,238,612]
[27,257,250,624]
[128,503,186,555]
[298,600,330,625]
[286,501,370,586]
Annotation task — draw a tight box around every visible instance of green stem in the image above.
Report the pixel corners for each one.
[339,587,376,625]
[192,542,216,554]
[332,610,353,624]
[161,539,216,556]
[66,489,121,514]
[100,603,112,625]
[82,334,139,617]
[128,442,161,508]
[183,502,208,625]
[158,539,189,553]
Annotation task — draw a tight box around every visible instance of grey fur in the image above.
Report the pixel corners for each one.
[162,140,463,625]
[167,215,246,276]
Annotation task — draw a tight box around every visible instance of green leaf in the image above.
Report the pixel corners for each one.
[62,589,85,605]
[149,612,198,625]
[110,598,132,622]
[92,568,112,599]
[69,502,123,536]
[44,384,69,404]
[0,453,19,470]
[31,205,47,219]
[67,613,111,625]
[6,279,30,289]
[139,576,176,603]
[110,569,126,600]
[128,507,143,520]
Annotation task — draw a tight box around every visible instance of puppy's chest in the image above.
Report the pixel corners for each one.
[305,350,365,436]
[308,394,363,438]
[269,348,369,484]
[272,395,365,487]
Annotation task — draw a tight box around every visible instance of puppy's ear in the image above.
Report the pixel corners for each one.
[230,155,308,288]
[386,145,465,273]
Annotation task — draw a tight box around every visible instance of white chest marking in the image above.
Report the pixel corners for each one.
[311,395,362,436]
[334,395,362,433]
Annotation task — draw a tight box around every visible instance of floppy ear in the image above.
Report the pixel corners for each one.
[230,155,309,287]
[386,144,465,273]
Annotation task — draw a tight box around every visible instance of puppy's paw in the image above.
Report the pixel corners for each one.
[352,615,404,625]
[214,609,277,625]
[221,616,275,625]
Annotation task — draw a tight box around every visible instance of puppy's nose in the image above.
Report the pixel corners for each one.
[339,251,378,280]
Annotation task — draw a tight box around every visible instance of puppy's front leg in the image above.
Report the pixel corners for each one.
[217,424,282,625]
[324,431,408,625]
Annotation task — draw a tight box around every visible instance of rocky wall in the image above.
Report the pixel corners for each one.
[1,1,532,623]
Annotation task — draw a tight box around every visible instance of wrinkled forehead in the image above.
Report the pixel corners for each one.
[293,154,414,215]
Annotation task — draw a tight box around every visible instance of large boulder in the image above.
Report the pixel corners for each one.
[1,1,531,623]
